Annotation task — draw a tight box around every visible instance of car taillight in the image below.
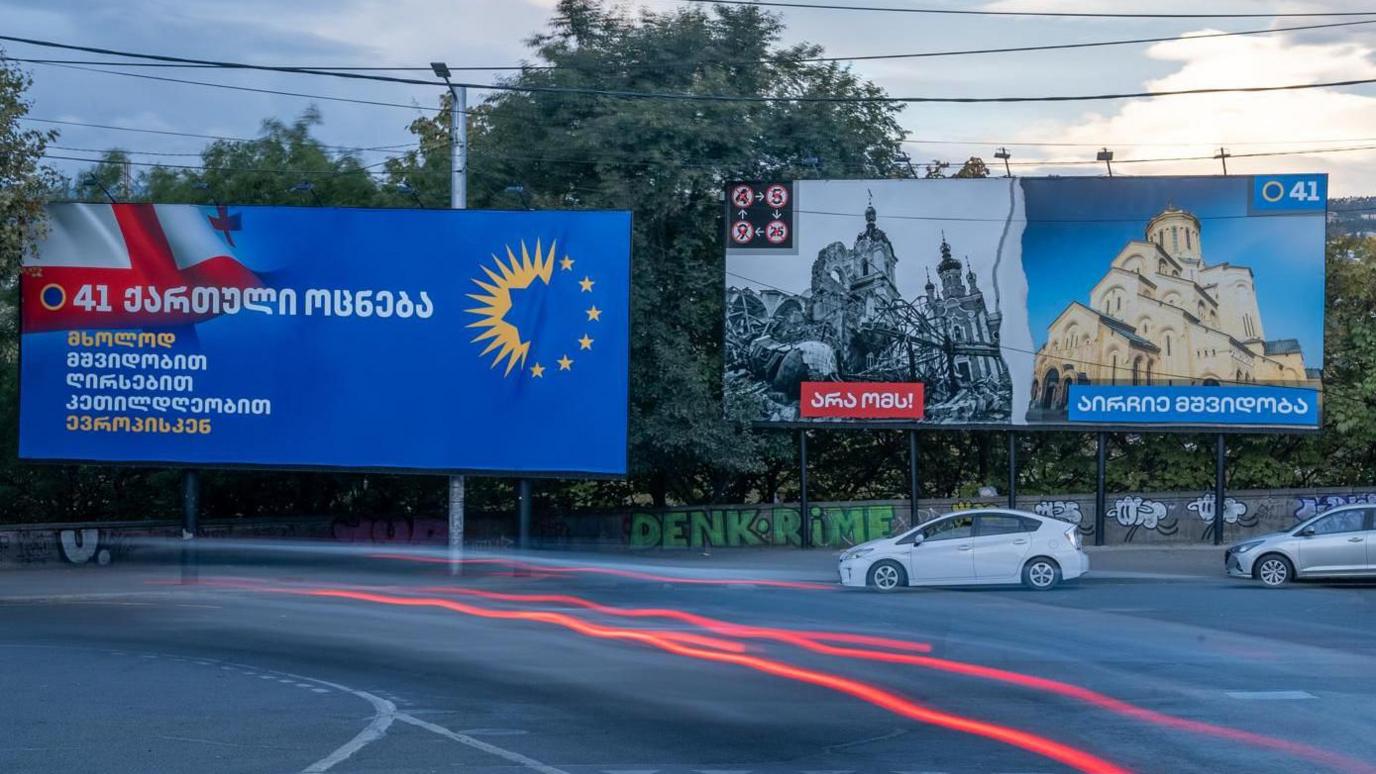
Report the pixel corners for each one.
[1066,527,1081,549]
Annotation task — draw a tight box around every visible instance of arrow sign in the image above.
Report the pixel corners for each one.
[755,227,765,236]
[738,209,749,219]
[772,209,783,218]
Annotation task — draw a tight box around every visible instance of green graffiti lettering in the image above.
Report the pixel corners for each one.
[810,508,825,546]
[771,507,800,546]
[724,510,764,546]
[629,513,662,548]
[689,511,726,548]
[824,507,866,547]
[866,505,895,540]
[662,512,688,548]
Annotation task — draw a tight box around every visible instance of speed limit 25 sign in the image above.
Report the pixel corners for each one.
[725,181,794,250]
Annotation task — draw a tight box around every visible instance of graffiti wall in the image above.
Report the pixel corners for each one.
[4,487,1376,566]
[607,486,1376,548]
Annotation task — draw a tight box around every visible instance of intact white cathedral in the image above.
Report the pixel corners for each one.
[1030,205,1314,413]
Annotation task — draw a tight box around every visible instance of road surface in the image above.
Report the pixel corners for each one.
[1,547,1373,774]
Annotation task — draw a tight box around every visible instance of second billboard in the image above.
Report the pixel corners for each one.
[724,175,1324,430]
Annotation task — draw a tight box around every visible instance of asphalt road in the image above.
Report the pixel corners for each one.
[1,546,1374,774]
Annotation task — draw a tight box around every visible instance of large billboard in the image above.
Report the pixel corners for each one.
[724,175,1324,430]
[20,203,632,474]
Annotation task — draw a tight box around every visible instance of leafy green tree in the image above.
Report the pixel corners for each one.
[387,0,906,507]
[0,57,64,518]
[952,156,990,178]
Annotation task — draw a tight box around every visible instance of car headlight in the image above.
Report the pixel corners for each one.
[841,547,874,561]
[1233,540,1264,554]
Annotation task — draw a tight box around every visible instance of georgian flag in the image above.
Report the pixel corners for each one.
[21,203,260,332]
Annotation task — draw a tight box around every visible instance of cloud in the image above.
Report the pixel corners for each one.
[1010,30,1376,194]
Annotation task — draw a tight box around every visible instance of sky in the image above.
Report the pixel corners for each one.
[6,0,1376,195]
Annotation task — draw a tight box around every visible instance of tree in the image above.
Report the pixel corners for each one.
[387,0,906,506]
[0,56,61,518]
[952,156,990,178]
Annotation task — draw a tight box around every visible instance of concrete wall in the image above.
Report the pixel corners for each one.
[4,486,1376,566]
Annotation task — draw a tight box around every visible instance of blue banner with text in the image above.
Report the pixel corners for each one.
[1068,385,1319,427]
[19,203,632,474]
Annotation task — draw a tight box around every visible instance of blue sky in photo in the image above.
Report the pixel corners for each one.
[1021,176,1325,368]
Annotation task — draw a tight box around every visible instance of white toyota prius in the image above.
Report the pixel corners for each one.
[838,509,1090,591]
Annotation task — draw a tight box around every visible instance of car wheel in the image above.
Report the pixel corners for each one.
[1254,554,1293,588]
[1022,557,1061,591]
[867,560,907,592]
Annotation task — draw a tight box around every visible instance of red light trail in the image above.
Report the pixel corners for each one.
[191,577,1373,774]
[300,587,1131,774]
[412,585,1376,774]
[366,554,836,590]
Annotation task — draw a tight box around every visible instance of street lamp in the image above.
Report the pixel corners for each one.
[1096,148,1115,177]
[431,61,467,211]
[993,147,1011,178]
[395,180,426,208]
[503,184,532,210]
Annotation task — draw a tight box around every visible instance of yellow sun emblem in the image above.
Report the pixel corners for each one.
[465,240,556,376]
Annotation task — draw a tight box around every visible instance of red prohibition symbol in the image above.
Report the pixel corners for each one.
[765,220,789,244]
[731,220,755,245]
[731,184,755,209]
[765,184,789,208]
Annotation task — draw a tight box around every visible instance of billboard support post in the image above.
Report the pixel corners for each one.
[518,479,532,549]
[908,430,921,527]
[180,469,199,584]
[799,430,811,549]
[434,63,469,573]
[1007,432,1018,509]
[1094,432,1107,546]
[1214,434,1226,546]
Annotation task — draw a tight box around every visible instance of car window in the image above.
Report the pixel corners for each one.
[1309,509,1367,535]
[923,514,974,541]
[977,514,1027,537]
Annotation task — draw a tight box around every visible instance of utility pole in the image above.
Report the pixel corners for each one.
[994,147,1012,178]
[1214,147,1231,176]
[433,62,469,570]
[1097,148,1114,178]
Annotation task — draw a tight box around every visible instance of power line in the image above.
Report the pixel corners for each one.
[7,33,1376,104]
[21,117,416,152]
[16,61,443,112]
[10,18,1376,71]
[686,0,1376,19]
[30,113,1376,155]
[739,18,1376,64]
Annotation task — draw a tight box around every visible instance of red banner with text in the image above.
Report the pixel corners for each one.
[800,382,924,420]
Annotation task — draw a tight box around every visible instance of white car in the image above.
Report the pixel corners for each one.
[1226,504,1375,587]
[838,509,1089,591]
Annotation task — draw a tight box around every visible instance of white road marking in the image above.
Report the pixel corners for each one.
[1225,690,1317,700]
[396,713,570,774]
[600,769,660,774]
[297,678,396,773]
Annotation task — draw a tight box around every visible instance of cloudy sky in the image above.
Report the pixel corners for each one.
[7,0,1376,194]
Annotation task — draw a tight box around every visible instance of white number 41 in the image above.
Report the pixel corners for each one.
[1290,180,1321,202]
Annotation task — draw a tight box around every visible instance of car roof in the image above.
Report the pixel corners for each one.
[931,508,1046,519]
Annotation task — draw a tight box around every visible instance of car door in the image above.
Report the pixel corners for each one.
[907,514,976,582]
[971,513,1036,580]
[1296,508,1369,575]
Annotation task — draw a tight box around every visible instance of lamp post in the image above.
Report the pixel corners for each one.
[1214,147,1231,176]
[1096,148,1114,177]
[432,61,471,567]
[289,180,321,205]
[994,147,1011,178]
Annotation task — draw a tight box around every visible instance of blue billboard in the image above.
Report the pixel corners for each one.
[20,204,632,475]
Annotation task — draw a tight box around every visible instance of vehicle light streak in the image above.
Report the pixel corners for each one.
[298,587,1130,774]
[414,585,1374,774]
[367,554,835,590]
[416,586,933,653]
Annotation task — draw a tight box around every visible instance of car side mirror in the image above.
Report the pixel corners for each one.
[911,533,925,546]
[1299,527,1316,537]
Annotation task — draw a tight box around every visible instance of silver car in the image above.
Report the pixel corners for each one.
[1226,504,1375,587]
